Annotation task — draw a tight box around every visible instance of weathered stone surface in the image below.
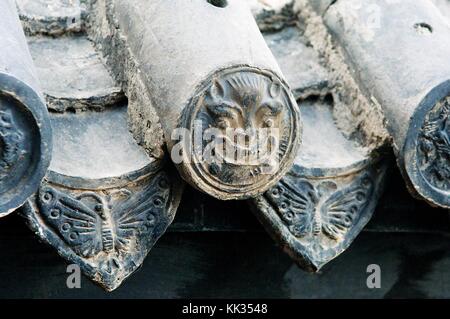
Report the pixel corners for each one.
[16,0,87,36]
[301,0,450,209]
[28,36,124,112]
[250,24,387,270]
[88,0,302,200]
[307,0,334,16]
[178,66,300,199]
[0,0,52,217]
[168,25,327,232]
[47,106,155,182]
[295,0,390,152]
[23,167,182,292]
[432,0,450,19]
[264,27,329,100]
[247,0,298,32]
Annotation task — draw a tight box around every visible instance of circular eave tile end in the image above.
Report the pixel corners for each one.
[0,73,52,216]
[178,65,302,200]
[404,80,450,209]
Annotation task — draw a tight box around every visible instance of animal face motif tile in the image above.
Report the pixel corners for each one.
[184,66,300,198]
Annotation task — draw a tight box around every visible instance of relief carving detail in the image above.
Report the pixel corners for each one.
[0,108,25,180]
[252,162,386,272]
[264,172,374,244]
[25,171,178,291]
[418,97,450,192]
[185,66,300,196]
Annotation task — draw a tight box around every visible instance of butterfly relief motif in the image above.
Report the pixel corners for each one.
[264,173,374,243]
[37,172,172,263]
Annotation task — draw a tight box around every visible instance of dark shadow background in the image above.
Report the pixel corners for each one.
[1,164,450,299]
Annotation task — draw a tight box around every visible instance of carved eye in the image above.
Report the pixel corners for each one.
[350,206,358,214]
[1,114,11,123]
[260,102,283,117]
[285,212,294,220]
[206,103,240,123]
[95,204,103,212]
[270,81,281,98]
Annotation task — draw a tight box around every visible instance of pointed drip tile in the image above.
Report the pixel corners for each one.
[22,106,184,291]
[21,20,183,290]
[251,100,387,271]
[251,26,388,271]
